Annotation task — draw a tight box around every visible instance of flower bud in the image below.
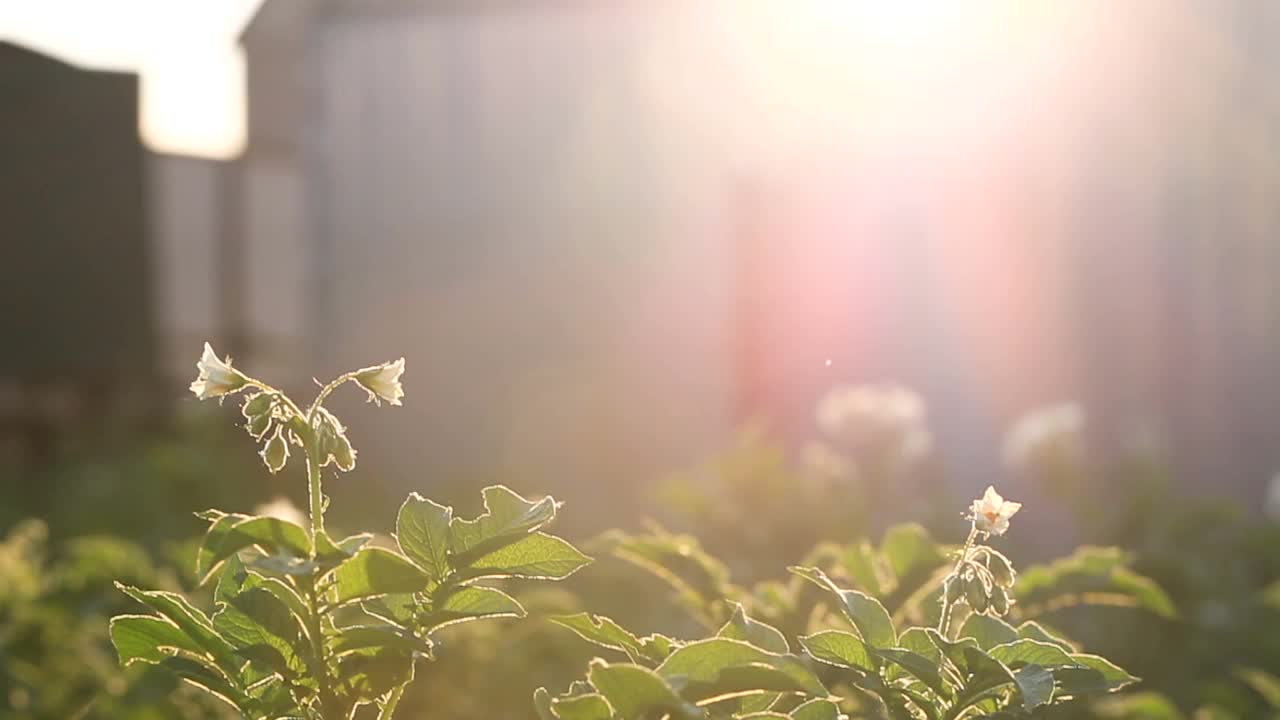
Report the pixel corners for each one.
[990,586,1011,615]
[261,427,289,474]
[965,573,989,613]
[354,358,405,407]
[242,392,274,419]
[246,411,272,440]
[330,432,356,472]
[986,550,1016,588]
[314,408,357,472]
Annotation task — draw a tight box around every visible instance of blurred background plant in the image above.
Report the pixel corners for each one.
[0,518,233,719]
[2,387,1279,719]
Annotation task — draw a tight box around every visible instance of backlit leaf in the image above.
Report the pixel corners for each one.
[334,548,431,605]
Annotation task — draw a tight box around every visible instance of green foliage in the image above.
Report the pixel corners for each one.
[109,349,590,719]
[115,480,590,719]
[0,519,233,719]
[541,511,1140,720]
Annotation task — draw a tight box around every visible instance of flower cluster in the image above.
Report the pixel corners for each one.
[938,485,1022,632]
[1002,402,1085,477]
[816,383,932,467]
[188,343,405,476]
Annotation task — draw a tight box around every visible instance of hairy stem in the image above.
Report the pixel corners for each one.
[302,574,339,718]
[307,448,325,542]
[938,526,980,636]
[307,372,359,420]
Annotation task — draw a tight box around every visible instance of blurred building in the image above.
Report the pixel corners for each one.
[231,0,737,515]
[7,2,1279,517]
[223,0,1280,514]
[0,42,152,448]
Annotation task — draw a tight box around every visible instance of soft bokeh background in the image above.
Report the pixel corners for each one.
[2,1,1279,719]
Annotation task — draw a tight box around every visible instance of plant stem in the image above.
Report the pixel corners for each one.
[303,574,339,718]
[938,526,980,636]
[307,447,325,542]
[307,372,359,419]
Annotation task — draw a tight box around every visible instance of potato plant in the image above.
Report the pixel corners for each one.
[109,345,591,719]
[537,488,1141,720]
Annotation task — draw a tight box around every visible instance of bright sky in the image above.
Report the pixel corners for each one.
[0,0,265,159]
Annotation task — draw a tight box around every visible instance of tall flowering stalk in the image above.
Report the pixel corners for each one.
[938,485,1022,635]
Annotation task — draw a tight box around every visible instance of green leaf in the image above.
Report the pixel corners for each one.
[1067,653,1138,691]
[534,687,558,720]
[397,493,454,582]
[116,584,240,676]
[331,625,434,657]
[1109,567,1178,618]
[450,486,558,559]
[798,630,875,672]
[738,692,782,714]
[214,554,259,605]
[158,656,245,710]
[789,566,896,647]
[334,548,431,605]
[889,627,943,687]
[841,541,886,596]
[1051,667,1112,697]
[656,638,827,699]
[198,515,312,584]
[552,693,615,720]
[790,698,841,720]
[1016,547,1176,619]
[638,634,680,664]
[337,649,416,702]
[1091,691,1186,719]
[877,648,950,699]
[1012,664,1055,710]
[988,639,1076,669]
[195,512,249,582]
[952,647,1016,714]
[212,587,307,677]
[315,530,372,569]
[595,529,731,612]
[249,553,317,577]
[896,627,940,661]
[958,614,1018,650]
[424,586,526,630]
[1015,621,1076,652]
[717,602,789,654]
[587,660,698,719]
[457,532,591,580]
[1238,668,1280,708]
[880,524,945,587]
[551,612,647,661]
[111,615,206,665]
[362,593,417,626]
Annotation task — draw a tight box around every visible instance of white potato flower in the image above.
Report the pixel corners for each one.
[970,485,1022,536]
[816,383,931,462]
[354,358,405,406]
[189,342,248,400]
[1002,403,1085,475]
